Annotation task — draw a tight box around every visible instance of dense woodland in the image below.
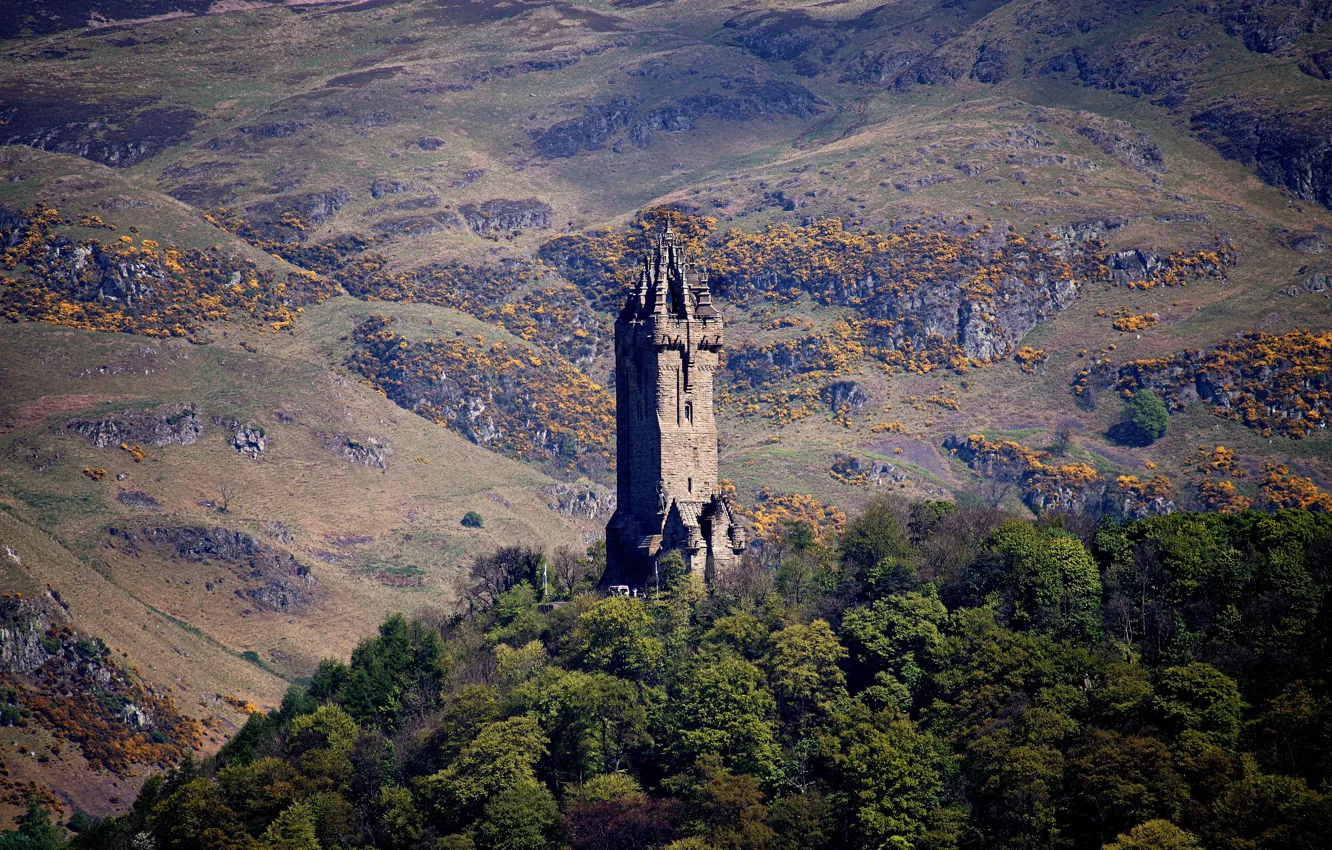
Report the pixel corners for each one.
[4,499,1326,850]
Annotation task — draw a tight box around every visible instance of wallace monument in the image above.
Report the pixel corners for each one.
[603,227,747,590]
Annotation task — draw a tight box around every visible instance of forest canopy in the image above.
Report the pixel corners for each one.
[51,500,1332,850]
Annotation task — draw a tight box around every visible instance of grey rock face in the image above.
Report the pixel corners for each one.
[547,482,616,520]
[459,198,552,234]
[113,525,319,614]
[534,98,638,158]
[232,425,267,459]
[319,432,392,469]
[243,188,351,243]
[1078,120,1165,173]
[370,177,418,198]
[534,82,826,157]
[822,380,869,414]
[0,98,199,168]
[66,403,203,448]
[1191,101,1332,211]
[1289,233,1327,254]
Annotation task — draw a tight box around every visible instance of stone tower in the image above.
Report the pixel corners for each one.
[603,227,747,589]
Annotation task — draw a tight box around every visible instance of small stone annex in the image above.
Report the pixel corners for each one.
[602,227,747,590]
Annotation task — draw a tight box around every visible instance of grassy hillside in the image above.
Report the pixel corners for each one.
[0,318,592,821]
[2,0,1332,825]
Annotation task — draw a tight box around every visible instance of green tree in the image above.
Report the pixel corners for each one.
[149,778,255,850]
[475,778,560,850]
[989,522,1103,640]
[1154,663,1243,750]
[0,797,64,850]
[766,790,833,850]
[696,773,775,850]
[375,786,423,850]
[841,591,948,709]
[521,670,653,780]
[656,549,688,592]
[261,802,319,850]
[1127,390,1168,445]
[1064,730,1190,844]
[489,583,542,647]
[1103,820,1202,850]
[422,716,549,829]
[839,495,916,595]
[669,656,781,780]
[765,620,847,727]
[571,596,664,680]
[816,701,943,850]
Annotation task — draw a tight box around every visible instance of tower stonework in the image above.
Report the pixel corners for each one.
[603,228,747,589]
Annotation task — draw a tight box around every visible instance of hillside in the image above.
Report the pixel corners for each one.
[2,0,1332,829]
[0,317,594,821]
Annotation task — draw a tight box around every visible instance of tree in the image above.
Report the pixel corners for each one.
[1126,391,1168,445]
[1103,820,1201,850]
[1064,730,1190,844]
[766,791,833,850]
[571,597,664,680]
[148,778,253,850]
[816,702,944,850]
[375,786,423,850]
[841,591,948,709]
[839,496,915,594]
[987,522,1103,640]
[422,716,549,829]
[462,511,484,528]
[0,796,64,850]
[669,656,781,781]
[765,620,847,727]
[476,778,560,850]
[1153,663,1243,750]
[697,773,775,850]
[261,802,319,850]
[656,550,688,592]
[218,477,237,513]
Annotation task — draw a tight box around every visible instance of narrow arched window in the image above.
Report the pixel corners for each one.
[688,477,693,493]
[684,401,693,424]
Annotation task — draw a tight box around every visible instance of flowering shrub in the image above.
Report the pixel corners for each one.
[1108,330,1332,438]
[346,315,614,477]
[1,204,335,338]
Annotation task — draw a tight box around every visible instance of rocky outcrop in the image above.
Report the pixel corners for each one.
[66,403,203,448]
[547,481,616,520]
[1216,0,1332,54]
[0,599,56,674]
[893,55,963,90]
[822,381,869,414]
[243,188,351,243]
[969,42,1010,84]
[459,199,552,234]
[231,424,266,459]
[1077,119,1165,173]
[534,98,638,158]
[840,50,919,85]
[116,490,162,510]
[1191,101,1332,210]
[370,177,419,198]
[111,525,319,614]
[319,432,392,469]
[1289,233,1327,253]
[831,453,905,488]
[0,96,199,168]
[534,82,826,157]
